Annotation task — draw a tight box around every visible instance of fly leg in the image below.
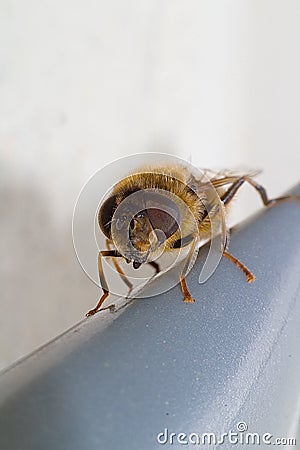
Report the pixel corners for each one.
[220,176,300,283]
[86,250,125,317]
[106,240,133,293]
[223,251,256,283]
[221,176,300,207]
[179,236,198,303]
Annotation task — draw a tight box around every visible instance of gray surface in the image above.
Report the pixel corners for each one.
[0,185,300,449]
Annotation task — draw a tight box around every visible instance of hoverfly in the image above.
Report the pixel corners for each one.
[86,164,299,316]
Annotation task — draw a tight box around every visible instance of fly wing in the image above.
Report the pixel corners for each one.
[192,168,262,190]
[211,171,261,188]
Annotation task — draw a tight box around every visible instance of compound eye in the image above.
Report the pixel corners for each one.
[98,194,118,239]
[147,208,179,239]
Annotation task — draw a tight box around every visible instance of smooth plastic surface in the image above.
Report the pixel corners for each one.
[0,185,300,449]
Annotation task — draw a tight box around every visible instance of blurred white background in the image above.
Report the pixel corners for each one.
[1,1,300,371]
